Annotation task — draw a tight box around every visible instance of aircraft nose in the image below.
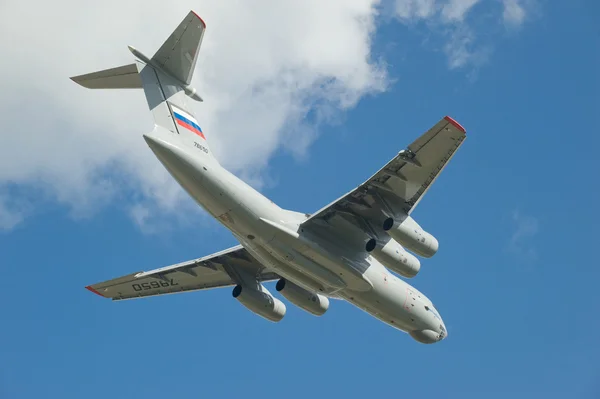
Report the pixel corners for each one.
[430,235,439,255]
[438,322,448,341]
[410,329,442,344]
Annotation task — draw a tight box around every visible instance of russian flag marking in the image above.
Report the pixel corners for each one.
[172,106,205,139]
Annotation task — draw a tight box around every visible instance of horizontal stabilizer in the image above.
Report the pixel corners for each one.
[70,63,142,89]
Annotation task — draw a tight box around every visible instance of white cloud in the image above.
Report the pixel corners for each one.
[0,194,28,231]
[444,26,492,69]
[0,0,387,231]
[441,0,480,22]
[395,0,437,21]
[501,0,526,27]
[393,0,529,69]
[0,0,537,232]
[508,210,539,263]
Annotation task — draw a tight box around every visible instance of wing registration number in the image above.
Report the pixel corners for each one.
[132,279,178,291]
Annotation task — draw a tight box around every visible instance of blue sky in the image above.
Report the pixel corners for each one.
[1,1,599,398]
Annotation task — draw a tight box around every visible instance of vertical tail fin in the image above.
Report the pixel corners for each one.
[150,11,206,86]
[70,11,214,160]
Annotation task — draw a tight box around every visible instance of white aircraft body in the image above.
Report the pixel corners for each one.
[73,11,466,344]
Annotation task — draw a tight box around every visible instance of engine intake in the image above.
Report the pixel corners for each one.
[365,238,421,278]
[382,217,439,258]
[275,279,329,316]
[232,284,286,322]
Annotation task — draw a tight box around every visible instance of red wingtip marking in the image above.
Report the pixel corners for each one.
[85,285,105,298]
[191,10,207,28]
[444,116,466,134]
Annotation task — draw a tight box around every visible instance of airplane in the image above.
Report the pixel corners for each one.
[72,10,466,344]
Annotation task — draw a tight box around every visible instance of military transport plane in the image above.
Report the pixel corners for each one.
[72,11,466,344]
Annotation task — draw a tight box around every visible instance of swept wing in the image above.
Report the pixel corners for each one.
[301,116,466,238]
[86,245,278,301]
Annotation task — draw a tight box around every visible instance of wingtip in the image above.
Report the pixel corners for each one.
[85,285,106,298]
[70,75,89,88]
[70,75,90,88]
[444,116,466,134]
[190,10,207,28]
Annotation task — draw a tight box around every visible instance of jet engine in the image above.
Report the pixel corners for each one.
[365,238,421,278]
[382,217,439,258]
[275,278,329,316]
[232,284,286,322]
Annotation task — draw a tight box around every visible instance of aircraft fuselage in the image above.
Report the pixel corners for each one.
[143,131,447,343]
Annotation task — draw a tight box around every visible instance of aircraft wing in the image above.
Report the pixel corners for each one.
[85,245,279,301]
[301,116,466,233]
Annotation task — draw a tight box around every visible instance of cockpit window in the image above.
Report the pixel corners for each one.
[424,306,430,311]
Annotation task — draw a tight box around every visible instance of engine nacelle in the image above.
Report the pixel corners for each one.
[365,238,421,278]
[382,217,439,258]
[275,279,329,316]
[232,285,286,322]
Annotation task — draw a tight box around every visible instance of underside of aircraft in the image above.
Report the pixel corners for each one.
[72,11,466,344]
